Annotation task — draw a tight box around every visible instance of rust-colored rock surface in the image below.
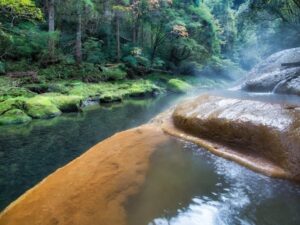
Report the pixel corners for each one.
[164,95,300,181]
[0,125,169,225]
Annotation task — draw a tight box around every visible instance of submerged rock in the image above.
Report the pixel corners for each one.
[165,95,300,181]
[241,47,300,95]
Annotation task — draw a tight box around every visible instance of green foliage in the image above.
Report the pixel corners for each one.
[123,55,138,67]
[83,37,105,64]
[0,0,43,22]
[0,61,5,74]
[102,67,127,81]
[167,79,192,93]
[0,23,53,61]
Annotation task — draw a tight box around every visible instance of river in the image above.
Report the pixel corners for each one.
[0,90,300,225]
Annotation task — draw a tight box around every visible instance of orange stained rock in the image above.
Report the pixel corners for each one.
[0,125,169,225]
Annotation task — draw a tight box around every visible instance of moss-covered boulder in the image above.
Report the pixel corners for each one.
[0,98,25,115]
[167,79,192,93]
[126,80,161,97]
[25,96,61,119]
[99,93,123,103]
[48,95,82,112]
[0,109,32,125]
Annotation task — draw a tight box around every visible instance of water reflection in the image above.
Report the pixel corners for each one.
[0,94,182,210]
[126,140,300,225]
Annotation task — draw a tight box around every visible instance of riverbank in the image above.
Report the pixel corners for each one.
[0,124,170,225]
[0,73,226,126]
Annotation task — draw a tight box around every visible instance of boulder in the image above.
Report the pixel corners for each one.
[0,109,32,125]
[241,48,300,95]
[166,95,300,181]
[24,96,61,119]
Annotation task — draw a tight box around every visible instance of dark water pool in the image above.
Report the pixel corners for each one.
[0,94,183,210]
[126,138,300,225]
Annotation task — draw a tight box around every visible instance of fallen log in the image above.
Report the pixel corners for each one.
[6,71,38,82]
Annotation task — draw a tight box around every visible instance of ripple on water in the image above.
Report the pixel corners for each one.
[126,139,300,225]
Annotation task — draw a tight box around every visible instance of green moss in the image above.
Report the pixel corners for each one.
[0,109,32,125]
[47,94,83,112]
[24,96,61,119]
[125,80,161,97]
[167,79,192,93]
[0,98,26,115]
[99,93,123,103]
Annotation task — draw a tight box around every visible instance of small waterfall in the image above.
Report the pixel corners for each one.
[272,79,287,93]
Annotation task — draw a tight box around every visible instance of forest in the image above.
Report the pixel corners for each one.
[0,0,299,79]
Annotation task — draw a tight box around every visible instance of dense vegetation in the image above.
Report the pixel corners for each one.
[0,0,299,124]
[0,0,299,74]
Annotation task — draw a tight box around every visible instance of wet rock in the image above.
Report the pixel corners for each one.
[241,48,300,95]
[170,95,300,181]
[0,109,32,125]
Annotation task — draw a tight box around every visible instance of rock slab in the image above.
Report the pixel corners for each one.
[170,95,300,180]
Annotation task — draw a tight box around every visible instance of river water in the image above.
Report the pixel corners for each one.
[0,94,183,210]
[0,90,300,225]
[126,138,300,225]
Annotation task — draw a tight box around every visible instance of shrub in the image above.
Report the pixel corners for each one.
[167,79,192,93]
[83,37,106,64]
[102,67,127,81]
[122,55,137,67]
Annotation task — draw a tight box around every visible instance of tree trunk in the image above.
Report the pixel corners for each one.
[140,21,144,48]
[103,0,112,54]
[115,12,121,62]
[48,0,55,58]
[76,9,82,65]
[132,23,136,45]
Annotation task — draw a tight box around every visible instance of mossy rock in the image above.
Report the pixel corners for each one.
[100,94,123,103]
[0,109,32,125]
[0,98,26,115]
[25,96,61,119]
[3,88,36,98]
[125,80,162,97]
[167,79,192,93]
[49,95,83,112]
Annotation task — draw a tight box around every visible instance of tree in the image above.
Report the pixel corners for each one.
[48,0,55,58]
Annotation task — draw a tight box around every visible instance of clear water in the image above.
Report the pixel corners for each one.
[126,139,300,225]
[0,94,184,210]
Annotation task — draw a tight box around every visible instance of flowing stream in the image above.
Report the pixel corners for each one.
[126,139,300,225]
[0,89,300,224]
